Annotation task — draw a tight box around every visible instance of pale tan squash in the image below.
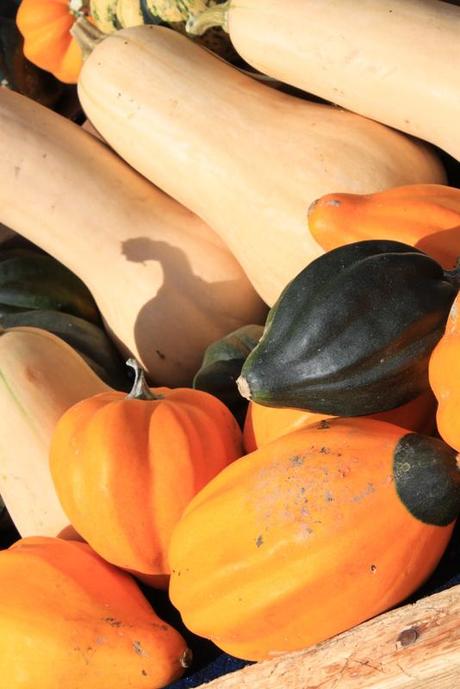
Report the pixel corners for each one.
[187,0,460,161]
[74,22,445,305]
[0,88,267,384]
[0,326,109,538]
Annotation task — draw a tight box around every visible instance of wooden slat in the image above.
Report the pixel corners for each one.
[196,583,460,689]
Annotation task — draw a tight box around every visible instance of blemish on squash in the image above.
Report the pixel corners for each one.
[156,349,166,360]
[103,616,123,627]
[324,491,334,502]
[352,482,376,503]
[142,670,148,676]
[133,640,146,656]
[320,446,330,454]
[24,365,40,383]
[370,564,377,572]
[318,420,330,429]
[325,199,341,207]
[290,455,304,466]
[255,534,264,547]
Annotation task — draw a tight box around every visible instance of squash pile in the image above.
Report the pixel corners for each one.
[1,0,460,686]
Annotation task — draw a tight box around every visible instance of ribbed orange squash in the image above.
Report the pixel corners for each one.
[0,536,189,688]
[50,360,243,587]
[243,391,438,452]
[169,417,460,660]
[429,293,460,452]
[16,0,89,83]
[308,183,460,269]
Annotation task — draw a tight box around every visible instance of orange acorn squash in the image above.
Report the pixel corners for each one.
[308,183,460,269]
[0,536,190,688]
[429,293,460,452]
[243,390,438,452]
[169,417,460,660]
[50,360,243,587]
[16,0,89,83]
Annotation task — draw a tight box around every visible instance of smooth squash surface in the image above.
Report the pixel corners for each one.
[243,390,438,452]
[0,326,109,538]
[75,24,445,305]
[0,88,267,385]
[188,0,460,160]
[49,363,243,585]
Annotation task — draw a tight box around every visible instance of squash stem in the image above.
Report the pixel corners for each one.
[126,358,161,400]
[236,375,251,401]
[186,1,230,35]
[71,16,106,60]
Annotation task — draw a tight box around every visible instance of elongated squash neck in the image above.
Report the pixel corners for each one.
[126,358,162,400]
[71,16,106,60]
[186,1,229,35]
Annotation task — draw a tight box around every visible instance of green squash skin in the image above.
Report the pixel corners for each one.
[0,250,100,324]
[193,324,263,426]
[394,433,460,526]
[240,240,458,417]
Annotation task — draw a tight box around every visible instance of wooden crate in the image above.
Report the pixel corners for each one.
[195,582,460,689]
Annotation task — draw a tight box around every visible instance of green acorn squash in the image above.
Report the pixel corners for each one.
[193,324,263,424]
[0,248,99,323]
[238,240,459,416]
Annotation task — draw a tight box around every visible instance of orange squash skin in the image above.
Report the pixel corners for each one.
[169,418,457,660]
[243,391,438,452]
[0,536,189,689]
[16,0,85,83]
[50,385,243,584]
[308,184,460,269]
[429,294,460,452]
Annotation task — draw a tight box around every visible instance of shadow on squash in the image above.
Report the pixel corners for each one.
[123,236,267,386]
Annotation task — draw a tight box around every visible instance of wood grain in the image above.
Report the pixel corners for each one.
[197,584,460,689]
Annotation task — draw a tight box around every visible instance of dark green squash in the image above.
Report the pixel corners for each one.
[193,324,263,424]
[238,240,459,416]
[0,248,100,324]
[0,495,19,550]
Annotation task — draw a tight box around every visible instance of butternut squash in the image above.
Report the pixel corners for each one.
[187,0,460,161]
[74,22,446,305]
[0,326,109,538]
[0,88,267,384]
